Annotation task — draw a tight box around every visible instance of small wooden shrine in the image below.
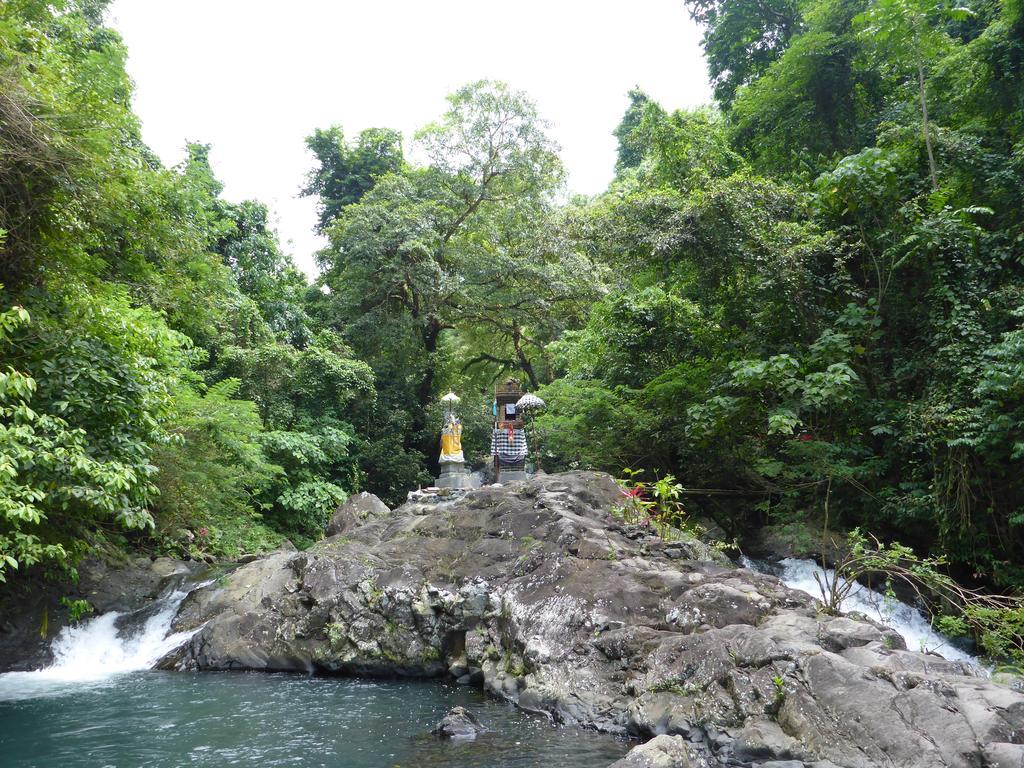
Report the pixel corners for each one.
[491,379,529,482]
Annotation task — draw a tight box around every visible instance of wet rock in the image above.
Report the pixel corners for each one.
[819,615,894,651]
[149,557,194,583]
[666,581,771,631]
[431,706,487,739]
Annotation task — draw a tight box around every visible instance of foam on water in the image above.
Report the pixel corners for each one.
[0,582,203,701]
[742,555,981,669]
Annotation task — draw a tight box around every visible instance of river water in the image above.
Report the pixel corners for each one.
[0,583,629,768]
[0,673,629,768]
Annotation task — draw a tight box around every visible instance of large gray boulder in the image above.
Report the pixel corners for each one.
[609,735,703,767]
[163,471,1024,767]
[324,491,390,537]
[431,705,487,739]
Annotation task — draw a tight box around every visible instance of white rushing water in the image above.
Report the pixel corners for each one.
[0,583,202,701]
[742,556,980,668]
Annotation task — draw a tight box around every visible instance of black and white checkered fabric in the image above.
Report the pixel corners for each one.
[491,427,528,465]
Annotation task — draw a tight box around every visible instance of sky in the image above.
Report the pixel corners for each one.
[107,1,713,278]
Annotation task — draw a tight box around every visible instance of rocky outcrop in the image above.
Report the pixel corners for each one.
[325,491,390,537]
[163,471,1024,767]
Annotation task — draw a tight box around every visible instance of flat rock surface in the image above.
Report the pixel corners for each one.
[163,471,1024,767]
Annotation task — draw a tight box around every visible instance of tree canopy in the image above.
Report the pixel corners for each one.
[3,0,1024,658]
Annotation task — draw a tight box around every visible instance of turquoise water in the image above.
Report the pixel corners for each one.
[0,672,630,768]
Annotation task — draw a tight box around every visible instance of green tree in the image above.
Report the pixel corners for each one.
[854,0,974,189]
[683,0,804,107]
[728,0,884,173]
[613,88,657,173]
[0,293,176,581]
[216,198,312,346]
[302,126,404,233]
[150,379,282,558]
[316,81,564,460]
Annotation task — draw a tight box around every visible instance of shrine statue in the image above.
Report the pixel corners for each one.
[436,391,471,489]
[439,415,464,463]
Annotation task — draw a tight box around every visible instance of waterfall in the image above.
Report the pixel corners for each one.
[741,556,981,668]
[0,580,204,701]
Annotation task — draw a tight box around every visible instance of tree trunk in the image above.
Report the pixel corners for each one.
[414,315,442,471]
[416,316,441,409]
[512,328,540,390]
[917,51,939,191]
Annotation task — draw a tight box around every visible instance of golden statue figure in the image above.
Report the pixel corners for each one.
[440,416,464,463]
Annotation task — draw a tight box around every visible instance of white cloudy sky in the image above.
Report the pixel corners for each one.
[107,1,712,277]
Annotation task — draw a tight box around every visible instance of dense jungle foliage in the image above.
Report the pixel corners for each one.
[1,0,1023,622]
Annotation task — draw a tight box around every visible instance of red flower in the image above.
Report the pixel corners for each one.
[197,527,209,538]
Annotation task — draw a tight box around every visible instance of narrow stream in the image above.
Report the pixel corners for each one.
[742,555,981,668]
[0,581,204,702]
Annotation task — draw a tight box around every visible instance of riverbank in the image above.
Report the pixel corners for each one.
[157,471,1024,767]
[2,471,1022,767]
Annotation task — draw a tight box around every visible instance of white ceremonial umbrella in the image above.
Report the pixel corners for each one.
[515,393,545,410]
[515,393,546,470]
[441,391,461,421]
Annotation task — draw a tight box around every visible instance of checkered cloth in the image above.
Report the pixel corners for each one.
[491,427,528,465]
